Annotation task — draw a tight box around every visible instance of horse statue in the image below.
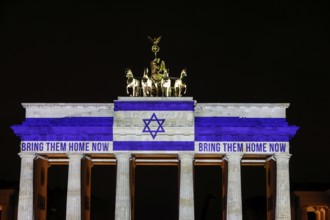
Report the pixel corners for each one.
[174,68,187,97]
[141,68,152,97]
[161,69,172,97]
[125,68,140,97]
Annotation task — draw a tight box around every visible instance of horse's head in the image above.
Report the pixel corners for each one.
[143,68,149,77]
[125,68,133,78]
[180,68,187,78]
[163,68,169,78]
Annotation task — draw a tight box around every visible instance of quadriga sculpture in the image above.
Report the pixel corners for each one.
[174,68,187,97]
[125,68,140,97]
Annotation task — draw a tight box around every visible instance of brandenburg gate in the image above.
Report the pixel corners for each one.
[11,37,298,220]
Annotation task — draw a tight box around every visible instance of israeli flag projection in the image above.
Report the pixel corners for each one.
[113,97,195,151]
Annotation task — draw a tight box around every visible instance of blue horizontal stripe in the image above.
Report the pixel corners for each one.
[114,101,194,111]
[195,117,299,141]
[11,117,114,141]
[114,141,194,151]
[19,135,113,141]
[195,117,287,126]
[195,127,297,135]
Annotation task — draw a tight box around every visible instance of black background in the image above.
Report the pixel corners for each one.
[0,0,329,219]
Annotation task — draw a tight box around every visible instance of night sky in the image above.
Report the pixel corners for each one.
[0,0,329,219]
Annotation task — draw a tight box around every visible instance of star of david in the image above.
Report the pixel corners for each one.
[142,113,165,139]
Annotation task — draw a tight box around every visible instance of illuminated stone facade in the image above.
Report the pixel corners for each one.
[12,97,298,220]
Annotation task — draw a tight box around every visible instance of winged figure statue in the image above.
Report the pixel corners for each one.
[148,36,161,45]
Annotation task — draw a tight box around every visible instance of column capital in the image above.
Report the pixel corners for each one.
[178,152,195,159]
[274,153,291,164]
[66,152,84,159]
[224,153,243,161]
[18,152,36,159]
[114,152,131,159]
[274,153,291,159]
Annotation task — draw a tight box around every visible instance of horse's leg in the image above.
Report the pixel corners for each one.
[134,85,137,97]
[136,85,140,97]
[156,84,159,96]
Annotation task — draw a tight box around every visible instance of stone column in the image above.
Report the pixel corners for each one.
[266,158,276,220]
[324,207,330,220]
[178,153,195,220]
[274,153,291,220]
[300,207,308,220]
[34,157,49,220]
[130,156,136,220]
[81,157,93,220]
[115,153,131,220]
[321,208,326,220]
[222,159,228,220]
[17,153,35,220]
[225,153,243,220]
[66,153,83,220]
[315,209,321,220]
[325,208,330,220]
